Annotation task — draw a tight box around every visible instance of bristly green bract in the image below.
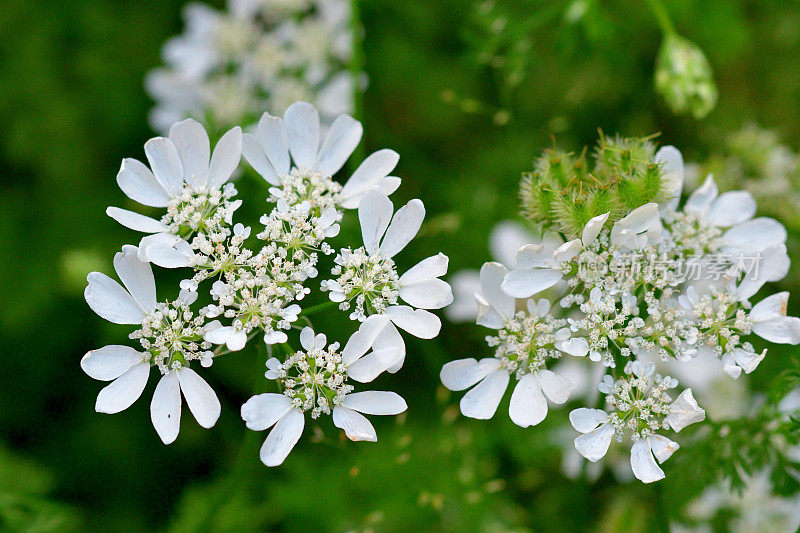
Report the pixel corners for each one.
[520,133,668,236]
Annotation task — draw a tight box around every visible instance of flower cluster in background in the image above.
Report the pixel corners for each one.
[81,102,452,466]
[441,134,800,484]
[146,0,356,135]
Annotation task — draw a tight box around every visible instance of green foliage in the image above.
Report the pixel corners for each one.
[520,134,666,236]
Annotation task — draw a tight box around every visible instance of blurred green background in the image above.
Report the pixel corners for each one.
[2,0,800,531]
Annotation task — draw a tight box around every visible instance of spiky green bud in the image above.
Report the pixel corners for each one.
[654,34,718,119]
[520,134,671,236]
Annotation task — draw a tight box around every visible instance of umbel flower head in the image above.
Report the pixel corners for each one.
[654,33,718,119]
[146,0,356,134]
[441,132,800,483]
[83,101,451,466]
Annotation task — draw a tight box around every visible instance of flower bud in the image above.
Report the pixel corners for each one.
[655,34,718,119]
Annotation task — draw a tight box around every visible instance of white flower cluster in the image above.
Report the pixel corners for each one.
[441,145,800,483]
[82,102,451,467]
[147,0,356,133]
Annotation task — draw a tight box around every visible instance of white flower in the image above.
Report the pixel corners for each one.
[82,245,220,444]
[441,262,581,426]
[655,145,685,214]
[608,203,664,250]
[323,186,452,348]
[242,102,401,208]
[106,119,242,267]
[240,323,406,467]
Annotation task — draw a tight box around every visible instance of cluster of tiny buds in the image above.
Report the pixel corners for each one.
[689,287,753,357]
[323,247,400,321]
[268,168,342,212]
[488,310,567,378]
[600,362,678,442]
[130,299,212,374]
[265,344,354,419]
[162,182,241,239]
[663,210,724,257]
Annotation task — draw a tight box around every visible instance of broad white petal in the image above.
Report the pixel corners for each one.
[752,316,800,344]
[342,315,390,365]
[569,408,609,433]
[116,158,170,207]
[399,253,449,285]
[332,406,377,442]
[299,326,315,351]
[684,175,718,216]
[655,145,684,212]
[168,118,209,187]
[508,373,548,427]
[538,369,573,404]
[257,113,290,175]
[515,244,554,269]
[150,371,182,444]
[144,137,183,196]
[582,212,610,246]
[284,102,320,168]
[440,358,500,391]
[649,434,680,463]
[106,207,168,233]
[241,393,292,431]
[399,278,453,310]
[242,133,280,185]
[177,367,220,429]
[95,362,149,414]
[574,422,614,462]
[346,348,404,383]
[751,292,789,322]
[501,268,563,298]
[723,218,787,254]
[385,305,441,339]
[339,149,399,204]
[736,244,789,300]
[260,408,305,467]
[341,391,407,415]
[479,262,515,320]
[459,369,509,419]
[113,245,156,312]
[666,389,705,432]
[359,187,393,255]
[207,126,242,191]
[85,271,145,324]
[82,345,145,381]
[379,199,425,258]
[490,222,537,268]
[317,114,362,176]
[138,233,194,269]
[708,191,756,227]
[373,322,406,374]
[732,348,765,374]
[630,439,665,483]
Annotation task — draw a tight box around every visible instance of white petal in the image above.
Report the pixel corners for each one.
[514,244,554,269]
[81,345,145,381]
[490,222,537,268]
[736,244,789,300]
[459,369,509,419]
[138,233,194,269]
[379,199,425,258]
[399,278,453,309]
[317,114,362,176]
[569,408,609,433]
[666,389,705,432]
[116,158,170,207]
[732,348,765,374]
[85,271,145,324]
[538,369,573,404]
[257,113,290,175]
[556,337,589,357]
[346,348,404,383]
[399,253,449,285]
[385,305,441,339]
[753,316,800,344]
[649,434,680,463]
[342,315,390,365]
[440,358,500,391]
[113,245,156,312]
[284,102,319,168]
[106,207,168,233]
[359,187,393,255]
[339,149,399,205]
[708,191,756,227]
[226,329,248,351]
[479,262,515,320]
[150,371,182,444]
[207,126,242,191]
[341,391,407,415]
[375,176,401,198]
[332,406,377,442]
[574,423,614,462]
[723,218,787,254]
[684,175,718,215]
[177,367,221,429]
[95,361,149,414]
[242,133,280,185]
[750,292,789,322]
[373,322,406,374]
[655,145,684,212]
[168,118,209,187]
[508,373,548,428]
[299,327,315,351]
[241,393,292,431]
[144,137,183,196]
[501,268,563,298]
[260,408,305,467]
[554,239,582,263]
[630,439,665,483]
[582,212,610,246]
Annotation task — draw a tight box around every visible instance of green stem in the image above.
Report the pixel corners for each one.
[301,299,338,317]
[653,482,670,533]
[349,0,366,162]
[645,0,675,35]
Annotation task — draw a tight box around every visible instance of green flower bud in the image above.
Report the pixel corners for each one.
[655,34,718,119]
[520,134,671,236]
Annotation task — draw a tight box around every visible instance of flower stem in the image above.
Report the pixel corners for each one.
[653,482,670,533]
[301,299,338,317]
[645,0,675,36]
